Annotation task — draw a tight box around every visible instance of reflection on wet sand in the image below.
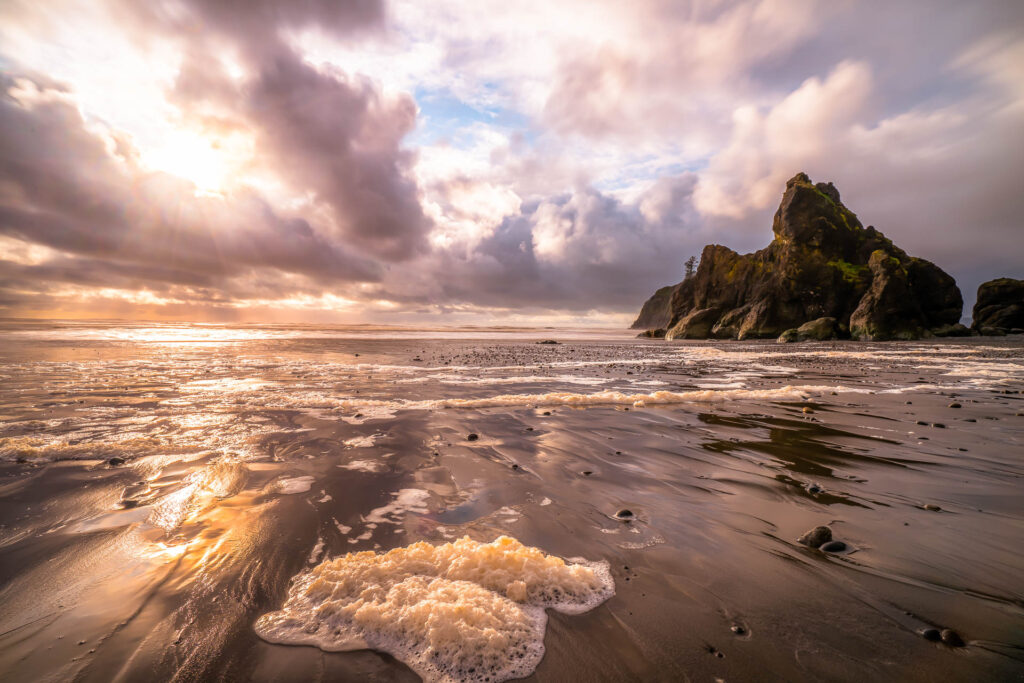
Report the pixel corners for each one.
[0,328,1022,681]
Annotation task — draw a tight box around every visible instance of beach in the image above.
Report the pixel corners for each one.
[1,321,1022,682]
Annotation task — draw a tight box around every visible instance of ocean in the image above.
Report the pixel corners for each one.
[1,321,1022,682]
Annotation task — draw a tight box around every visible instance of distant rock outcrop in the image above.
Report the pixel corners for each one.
[972,278,1024,335]
[632,173,963,341]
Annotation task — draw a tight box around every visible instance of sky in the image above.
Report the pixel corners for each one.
[0,0,1021,326]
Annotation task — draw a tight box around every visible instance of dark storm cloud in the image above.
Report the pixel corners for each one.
[394,175,706,313]
[0,73,382,308]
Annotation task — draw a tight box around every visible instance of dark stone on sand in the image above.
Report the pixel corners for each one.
[941,629,965,647]
[802,406,814,414]
[467,433,479,441]
[635,173,961,340]
[933,423,946,428]
[536,340,560,345]
[922,628,942,641]
[807,483,822,494]
[730,625,747,635]
[778,328,799,343]
[971,278,1024,334]
[636,328,666,339]
[120,499,139,509]
[542,411,551,416]
[511,463,520,470]
[108,457,126,466]
[932,323,972,337]
[614,509,635,521]
[820,540,847,553]
[948,402,961,408]
[582,470,593,476]
[923,504,941,511]
[797,525,832,548]
[916,420,928,425]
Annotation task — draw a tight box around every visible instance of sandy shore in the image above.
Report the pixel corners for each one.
[0,327,1022,681]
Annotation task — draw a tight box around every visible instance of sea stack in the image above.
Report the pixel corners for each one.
[632,173,964,341]
[971,278,1024,335]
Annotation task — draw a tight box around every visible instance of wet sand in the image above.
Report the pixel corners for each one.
[1,323,1023,682]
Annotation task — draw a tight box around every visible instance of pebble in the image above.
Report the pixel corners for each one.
[923,504,941,511]
[467,433,479,441]
[614,509,635,521]
[922,628,941,641]
[797,525,832,548]
[730,625,746,635]
[940,629,965,647]
[802,406,814,414]
[108,457,126,466]
[820,540,847,553]
[948,402,961,409]
[933,423,946,429]
[582,470,593,476]
[542,411,551,416]
[807,483,822,494]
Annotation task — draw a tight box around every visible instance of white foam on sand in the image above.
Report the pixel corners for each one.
[340,459,386,473]
[275,475,315,495]
[254,536,615,683]
[364,488,430,524]
[344,434,378,448]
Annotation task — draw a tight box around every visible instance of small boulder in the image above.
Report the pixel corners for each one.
[795,316,838,341]
[797,525,832,548]
[940,629,965,647]
[777,328,799,343]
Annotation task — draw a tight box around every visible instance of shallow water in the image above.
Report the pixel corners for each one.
[0,321,1022,682]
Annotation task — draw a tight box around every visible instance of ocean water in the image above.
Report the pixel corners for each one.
[0,321,1022,682]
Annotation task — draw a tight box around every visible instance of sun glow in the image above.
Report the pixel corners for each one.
[142,129,248,196]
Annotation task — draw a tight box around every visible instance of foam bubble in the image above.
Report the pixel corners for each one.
[255,536,614,683]
[275,475,315,495]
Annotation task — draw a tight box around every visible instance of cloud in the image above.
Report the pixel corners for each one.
[0,74,381,313]
[1,0,1022,322]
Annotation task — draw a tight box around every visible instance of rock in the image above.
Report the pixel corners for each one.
[730,625,747,635]
[636,328,666,338]
[948,402,961,408]
[797,525,832,548]
[850,251,929,340]
[820,540,847,553]
[971,278,1024,334]
[796,316,839,340]
[631,284,679,330]
[777,328,799,343]
[802,406,815,414]
[633,173,961,340]
[108,457,126,466]
[665,307,722,340]
[536,339,560,345]
[923,503,941,511]
[467,433,479,441]
[932,323,971,337]
[921,628,942,642]
[614,509,635,521]
[940,629,965,647]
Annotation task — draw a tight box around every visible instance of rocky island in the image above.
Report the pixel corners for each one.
[971,278,1024,336]
[633,173,967,341]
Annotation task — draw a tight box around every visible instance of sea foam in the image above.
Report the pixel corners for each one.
[254,535,614,683]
